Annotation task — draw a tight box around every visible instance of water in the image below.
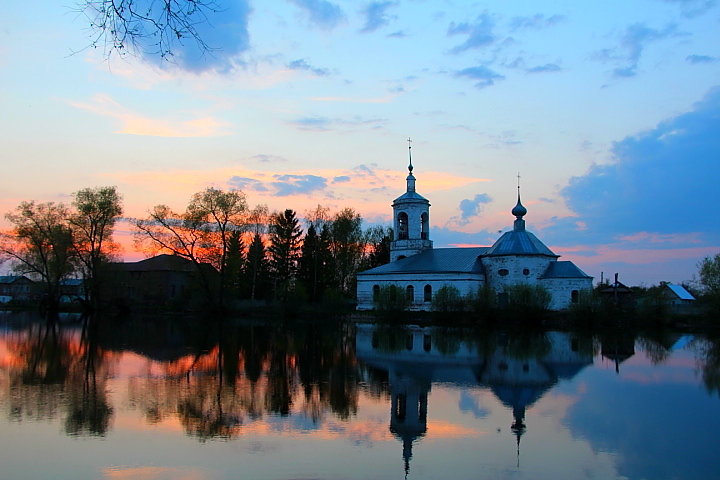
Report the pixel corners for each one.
[0,312,718,480]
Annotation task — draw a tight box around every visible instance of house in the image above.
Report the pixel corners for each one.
[0,275,36,304]
[661,282,696,305]
[104,254,218,309]
[356,161,593,311]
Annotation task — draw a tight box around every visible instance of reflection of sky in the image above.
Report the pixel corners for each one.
[563,348,720,480]
[1,333,719,479]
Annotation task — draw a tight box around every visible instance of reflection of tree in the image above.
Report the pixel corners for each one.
[2,318,114,436]
[691,334,720,396]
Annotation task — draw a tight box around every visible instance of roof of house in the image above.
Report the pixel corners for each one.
[540,261,592,279]
[0,275,33,284]
[665,283,696,301]
[359,247,487,275]
[111,254,201,273]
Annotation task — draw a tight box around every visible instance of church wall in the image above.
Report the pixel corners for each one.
[356,273,485,311]
[540,277,594,310]
[481,256,554,291]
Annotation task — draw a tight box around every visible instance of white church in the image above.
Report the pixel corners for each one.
[356,158,593,311]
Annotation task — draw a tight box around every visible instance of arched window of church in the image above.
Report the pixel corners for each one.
[424,284,432,302]
[406,285,414,302]
[498,268,509,276]
[373,285,380,301]
[398,212,408,240]
[421,212,429,240]
[571,290,579,303]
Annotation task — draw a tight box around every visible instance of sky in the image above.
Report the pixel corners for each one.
[1,0,719,286]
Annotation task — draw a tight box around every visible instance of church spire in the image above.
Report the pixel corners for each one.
[406,137,415,192]
[511,172,527,231]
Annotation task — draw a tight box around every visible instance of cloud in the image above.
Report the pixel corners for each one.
[360,1,397,33]
[228,176,270,192]
[549,87,720,246]
[287,116,386,131]
[287,58,331,76]
[387,30,407,38]
[68,94,230,137]
[686,54,716,64]
[457,193,492,225]
[509,14,565,31]
[660,0,717,18]
[251,154,287,163]
[132,0,252,72]
[455,65,505,88]
[333,176,351,183]
[271,174,328,196]
[289,0,346,29]
[526,63,561,73]
[447,12,497,53]
[593,23,679,78]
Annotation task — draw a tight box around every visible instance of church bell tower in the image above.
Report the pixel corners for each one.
[390,139,433,262]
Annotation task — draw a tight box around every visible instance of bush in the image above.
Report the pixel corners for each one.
[504,284,551,316]
[431,285,466,312]
[373,285,408,312]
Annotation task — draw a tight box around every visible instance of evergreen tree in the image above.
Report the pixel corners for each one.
[268,209,303,300]
[223,231,245,300]
[245,232,269,301]
[298,224,331,302]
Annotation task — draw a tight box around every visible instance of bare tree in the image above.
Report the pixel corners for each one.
[77,0,221,59]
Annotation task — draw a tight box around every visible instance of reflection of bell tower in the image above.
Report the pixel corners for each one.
[389,370,429,477]
[390,139,433,262]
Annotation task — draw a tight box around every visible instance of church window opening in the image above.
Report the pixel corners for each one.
[421,212,429,240]
[523,268,530,275]
[571,290,579,303]
[406,285,414,302]
[373,285,380,301]
[398,212,409,240]
[424,284,432,302]
[498,268,509,276]
[406,334,414,350]
[423,334,432,352]
[395,394,407,422]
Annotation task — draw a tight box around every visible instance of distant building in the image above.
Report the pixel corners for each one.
[104,254,218,309]
[0,275,36,304]
[661,282,696,305]
[356,160,593,311]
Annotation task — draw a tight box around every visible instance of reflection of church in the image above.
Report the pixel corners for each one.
[355,325,593,475]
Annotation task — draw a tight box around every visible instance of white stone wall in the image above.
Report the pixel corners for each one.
[539,277,594,310]
[356,273,485,311]
[481,256,553,290]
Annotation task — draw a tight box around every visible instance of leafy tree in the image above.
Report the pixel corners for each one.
[432,285,466,312]
[504,283,552,317]
[373,284,407,312]
[699,253,720,308]
[2,201,75,314]
[69,186,123,309]
[362,225,392,270]
[298,223,331,303]
[268,209,303,300]
[134,187,247,307]
[328,208,365,296]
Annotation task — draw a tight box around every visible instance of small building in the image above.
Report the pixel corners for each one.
[0,275,36,304]
[356,160,593,311]
[104,254,218,309]
[661,282,696,305]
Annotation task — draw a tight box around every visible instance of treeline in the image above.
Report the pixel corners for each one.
[1,186,392,313]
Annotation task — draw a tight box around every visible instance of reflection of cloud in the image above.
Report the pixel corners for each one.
[289,0,346,29]
[458,391,490,418]
[103,466,209,480]
[68,94,229,137]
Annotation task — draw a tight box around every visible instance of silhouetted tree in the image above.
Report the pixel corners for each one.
[362,225,392,270]
[69,186,123,310]
[245,232,269,301]
[268,209,302,300]
[329,208,365,296]
[2,201,75,314]
[223,231,245,300]
[699,253,720,310]
[298,224,331,302]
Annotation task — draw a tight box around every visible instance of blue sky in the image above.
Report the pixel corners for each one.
[1,0,719,285]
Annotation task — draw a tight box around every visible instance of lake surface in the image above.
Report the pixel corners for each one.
[1,311,719,480]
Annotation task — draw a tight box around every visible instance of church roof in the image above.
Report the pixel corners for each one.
[485,230,558,257]
[359,247,487,275]
[393,190,429,204]
[540,261,592,279]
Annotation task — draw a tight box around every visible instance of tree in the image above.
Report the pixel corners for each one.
[699,253,720,309]
[2,201,75,314]
[268,209,303,300]
[69,186,123,310]
[78,0,220,60]
[298,223,331,303]
[328,208,365,296]
[245,232,269,301]
[134,187,247,307]
[362,225,392,270]
[223,231,245,300]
